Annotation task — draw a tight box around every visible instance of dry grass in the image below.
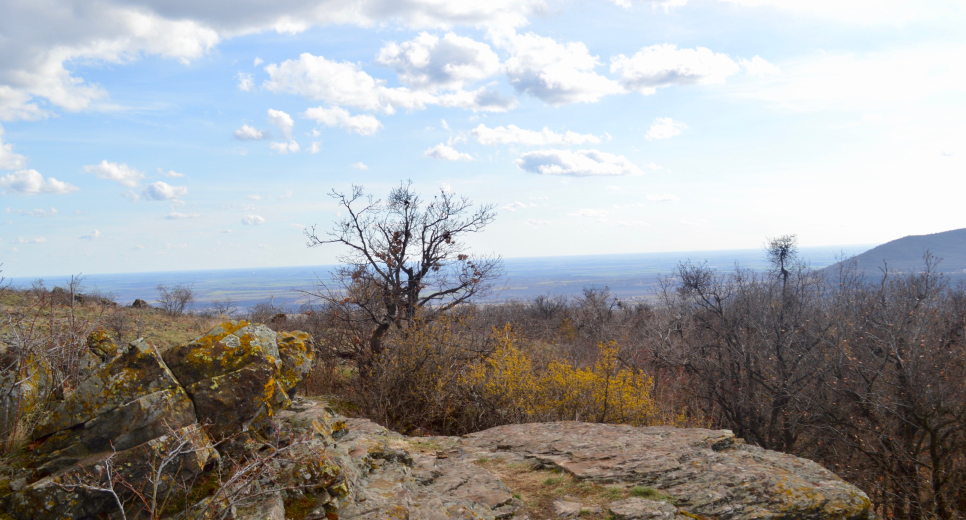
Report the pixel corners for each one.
[473,457,677,520]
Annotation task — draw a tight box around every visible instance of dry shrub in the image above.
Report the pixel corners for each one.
[331,316,677,436]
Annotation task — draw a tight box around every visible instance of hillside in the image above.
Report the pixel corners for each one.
[827,228,966,277]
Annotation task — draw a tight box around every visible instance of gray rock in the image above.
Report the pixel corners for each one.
[607,497,680,519]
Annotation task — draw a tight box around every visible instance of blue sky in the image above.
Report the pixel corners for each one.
[1,0,964,277]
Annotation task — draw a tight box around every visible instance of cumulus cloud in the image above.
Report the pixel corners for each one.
[351,162,369,170]
[424,143,473,161]
[267,109,294,139]
[16,236,47,244]
[610,44,739,94]
[79,230,102,240]
[83,160,144,187]
[0,1,552,121]
[265,53,434,114]
[270,140,300,154]
[142,181,188,200]
[524,219,551,226]
[646,117,687,140]
[0,125,27,169]
[377,32,502,91]
[234,125,269,140]
[516,149,644,176]
[740,56,781,77]
[7,206,57,217]
[435,87,518,112]
[472,123,601,145]
[646,193,680,202]
[492,29,624,105]
[0,169,79,195]
[237,72,254,91]
[303,106,382,135]
[242,214,266,225]
[164,212,200,219]
[158,168,185,178]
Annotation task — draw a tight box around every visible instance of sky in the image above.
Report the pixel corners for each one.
[1,0,964,278]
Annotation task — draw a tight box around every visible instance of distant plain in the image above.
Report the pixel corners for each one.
[8,245,877,309]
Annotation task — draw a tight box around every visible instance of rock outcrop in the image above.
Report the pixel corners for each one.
[1,321,875,520]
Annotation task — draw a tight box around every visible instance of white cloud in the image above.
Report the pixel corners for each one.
[524,219,551,226]
[309,141,322,153]
[234,124,269,140]
[0,1,551,121]
[164,212,200,219]
[290,223,306,229]
[424,143,473,161]
[267,109,294,139]
[264,53,434,114]
[303,106,382,135]
[441,119,450,130]
[611,44,740,94]
[83,160,144,187]
[237,72,254,92]
[435,87,518,112]
[646,193,680,202]
[7,206,57,217]
[0,169,79,195]
[516,149,644,176]
[377,32,502,91]
[78,230,102,240]
[143,181,188,201]
[569,208,610,218]
[16,236,47,244]
[472,123,601,145]
[158,168,185,178]
[280,190,293,199]
[492,29,624,105]
[242,214,266,225]
[0,125,27,169]
[270,140,300,153]
[646,117,688,140]
[247,194,262,201]
[253,57,264,66]
[502,201,533,211]
[351,162,369,170]
[440,182,453,193]
[740,56,781,77]
[614,220,649,227]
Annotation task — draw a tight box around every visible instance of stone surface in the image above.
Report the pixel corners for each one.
[275,331,315,397]
[607,497,682,519]
[34,338,181,439]
[463,422,873,520]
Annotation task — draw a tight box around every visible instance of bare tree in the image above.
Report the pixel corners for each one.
[304,182,502,362]
[156,284,194,316]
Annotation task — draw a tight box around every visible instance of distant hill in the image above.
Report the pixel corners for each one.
[827,228,966,277]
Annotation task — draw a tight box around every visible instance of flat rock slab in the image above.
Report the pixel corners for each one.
[463,422,873,520]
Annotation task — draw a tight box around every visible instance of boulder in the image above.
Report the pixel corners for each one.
[163,321,300,441]
[276,331,315,397]
[5,424,215,520]
[34,338,182,440]
[462,422,874,520]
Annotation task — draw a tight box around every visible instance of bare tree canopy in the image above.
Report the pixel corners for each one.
[304,181,503,360]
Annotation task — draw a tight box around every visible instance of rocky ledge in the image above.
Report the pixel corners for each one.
[0,321,874,520]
